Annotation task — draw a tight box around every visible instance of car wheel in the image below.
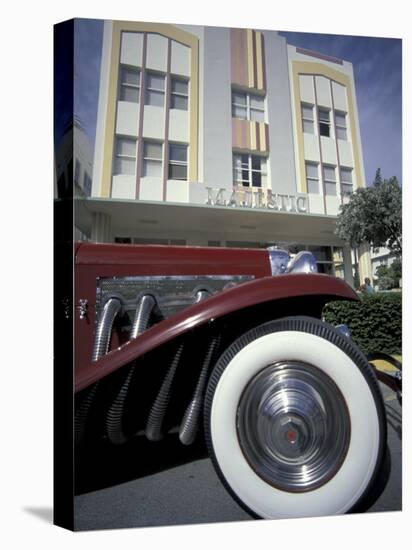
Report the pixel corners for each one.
[204,316,387,519]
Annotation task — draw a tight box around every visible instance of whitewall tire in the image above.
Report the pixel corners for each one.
[204,317,387,519]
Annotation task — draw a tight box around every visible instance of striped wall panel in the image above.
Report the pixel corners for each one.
[231,28,266,91]
[232,119,269,153]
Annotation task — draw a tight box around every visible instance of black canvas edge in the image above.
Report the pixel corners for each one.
[53,18,75,531]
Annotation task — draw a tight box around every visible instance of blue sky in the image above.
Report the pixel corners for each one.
[69,20,402,186]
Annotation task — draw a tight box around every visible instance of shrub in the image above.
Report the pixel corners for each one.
[323,292,402,355]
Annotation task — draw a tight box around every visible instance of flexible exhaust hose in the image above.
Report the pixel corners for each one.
[195,289,210,303]
[76,298,121,444]
[145,290,209,442]
[105,294,156,445]
[145,342,184,442]
[179,334,221,445]
[92,298,122,361]
[131,294,156,338]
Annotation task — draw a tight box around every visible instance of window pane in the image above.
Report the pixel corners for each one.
[335,112,346,127]
[146,73,165,90]
[251,156,261,171]
[233,154,241,168]
[171,78,188,94]
[323,166,336,181]
[232,91,247,105]
[120,86,139,102]
[121,67,140,85]
[325,182,337,195]
[306,163,318,178]
[240,154,249,167]
[250,108,264,122]
[308,246,332,262]
[307,179,319,194]
[171,94,188,110]
[319,122,330,137]
[169,144,187,162]
[340,168,352,183]
[341,183,353,195]
[242,170,249,183]
[233,167,242,182]
[303,120,314,134]
[336,126,347,140]
[169,163,187,180]
[143,159,162,177]
[145,89,164,106]
[144,141,162,159]
[252,171,262,187]
[318,108,330,122]
[302,105,313,120]
[260,157,267,173]
[116,138,136,157]
[114,156,135,175]
[250,95,264,109]
[232,105,247,119]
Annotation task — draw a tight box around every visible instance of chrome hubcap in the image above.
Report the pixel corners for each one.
[237,362,351,492]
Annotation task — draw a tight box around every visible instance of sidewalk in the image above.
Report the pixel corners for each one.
[369,354,402,373]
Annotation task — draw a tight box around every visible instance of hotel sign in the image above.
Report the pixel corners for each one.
[205,187,308,213]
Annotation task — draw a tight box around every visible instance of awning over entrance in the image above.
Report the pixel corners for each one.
[74,197,345,248]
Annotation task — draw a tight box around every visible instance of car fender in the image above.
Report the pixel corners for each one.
[75,273,358,392]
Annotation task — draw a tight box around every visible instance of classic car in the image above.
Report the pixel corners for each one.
[74,242,391,519]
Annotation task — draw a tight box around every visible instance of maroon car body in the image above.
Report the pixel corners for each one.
[74,243,357,392]
[74,242,389,519]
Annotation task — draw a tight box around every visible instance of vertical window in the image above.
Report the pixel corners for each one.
[168,144,188,180]
[340,167,353,195]
[305,162,319,193]
[323,165,337,195]
[119,66,140,103]
[171,77,189,110]
[249,95,265,122]
[335,110,347,140]
[142,141,162,177]
[232,91,247,119]
[233,153,249,185]
[318,107,331,137]
[233,154,267,187]
[145,72,165,107]
[301,103,314,134]
[113,137,137,175]
[232,90,265,122]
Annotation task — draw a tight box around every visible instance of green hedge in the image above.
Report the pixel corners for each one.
[323,292,402,355]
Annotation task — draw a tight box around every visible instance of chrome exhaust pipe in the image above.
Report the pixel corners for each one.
[105,294,156,445]
[92,298,122,361]
[179,334,220,445]
[131,294,156,338]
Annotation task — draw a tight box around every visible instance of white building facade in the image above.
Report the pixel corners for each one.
[75,20,375,286]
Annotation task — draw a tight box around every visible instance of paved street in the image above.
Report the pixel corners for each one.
[74,382,401,531]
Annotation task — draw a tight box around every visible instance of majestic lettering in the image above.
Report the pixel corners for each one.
[205,187,308,213]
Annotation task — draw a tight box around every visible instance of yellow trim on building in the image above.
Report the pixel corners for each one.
[101,21,199,197]
[259,121,267,151]
[250,121,257,150]
[291,60,363,195]
[246,29,255,88]
[255,32,264,90]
